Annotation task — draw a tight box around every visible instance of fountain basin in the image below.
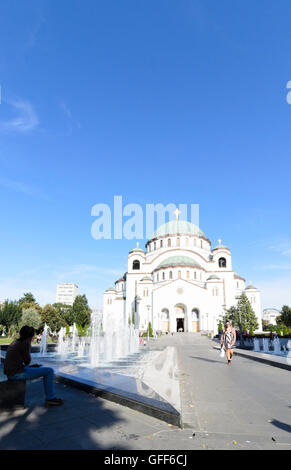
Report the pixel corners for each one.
[0,346,181,427]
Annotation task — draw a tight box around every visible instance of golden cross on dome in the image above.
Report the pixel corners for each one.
[136,241,139,248]
[174,208,181,221]
[218,238,222,245]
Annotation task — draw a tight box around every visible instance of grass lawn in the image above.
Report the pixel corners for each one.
[0,337,55,345]
[0,337,14,345]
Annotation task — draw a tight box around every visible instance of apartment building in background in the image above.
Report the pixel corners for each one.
[56,283,79,306]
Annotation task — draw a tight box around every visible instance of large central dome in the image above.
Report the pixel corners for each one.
[150,220,204,239]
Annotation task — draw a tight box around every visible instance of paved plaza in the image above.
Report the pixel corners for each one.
[0,334,290,450]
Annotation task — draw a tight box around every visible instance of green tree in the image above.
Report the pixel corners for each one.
[20,308,42,331]
[53,303,74,325]
[18,292,36,306]
[223,293,259,331]
[76,324,88,336]
[277,305,291,328]
[41,304,66,332]
[0,300,22,329]
[146,321,153,337]
[72,295,91,327]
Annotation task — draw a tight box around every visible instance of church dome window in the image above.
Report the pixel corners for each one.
[176,237,180,247]
[169,271,173,279]
[160,240,163,248]
[133,260,140,270]
[178,270,181,279]
[154,241,156,250]
[168,238,171,247]
[186,238,189,247]
[194,271,197,279]
[218,257,227,268]
[187,270,190,279]
[162,272,165,280]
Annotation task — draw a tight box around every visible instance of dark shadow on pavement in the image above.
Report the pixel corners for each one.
[189,356,224,364]
[0,379,132,450]
[271,419,291,434]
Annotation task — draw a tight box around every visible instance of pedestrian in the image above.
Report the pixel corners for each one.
[220,320,236,366]
[4,325,64,406]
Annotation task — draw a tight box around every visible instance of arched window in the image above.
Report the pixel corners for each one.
[192,309,199,320]
[132,260,140,270]
[176,238,180,247]
[200,240,203,248]
[194,271,197,280]
[218,257,227,268]
[154,241,156,250]
[194,238,196,246]
[157,273,159,282]
[160,240,163,248]
[169,271,173,279]
[162,272,165,280]
[186,238,189,247]
[168,238,171,247]
[161,309,169,320]
[187,270,190,279]
[178,270,181,279]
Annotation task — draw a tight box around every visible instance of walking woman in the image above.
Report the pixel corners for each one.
[220,320,236,366]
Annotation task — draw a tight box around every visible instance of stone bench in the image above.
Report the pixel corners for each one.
[0,379,26,411]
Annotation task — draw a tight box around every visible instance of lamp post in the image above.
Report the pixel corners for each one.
[135,296,141,331]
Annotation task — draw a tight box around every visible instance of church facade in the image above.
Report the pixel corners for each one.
[103,219,262,334]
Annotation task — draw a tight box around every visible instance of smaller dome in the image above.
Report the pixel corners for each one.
[105,287,116,293]
[206,274,220,281]
[245,284,257,290]
[212,244,230,252]
[141,276,153,282]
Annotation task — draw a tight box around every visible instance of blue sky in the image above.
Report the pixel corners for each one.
[0,0,291,309]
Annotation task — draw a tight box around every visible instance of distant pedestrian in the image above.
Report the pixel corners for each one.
[220,320,236,366]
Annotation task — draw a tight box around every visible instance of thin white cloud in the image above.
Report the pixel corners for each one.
[56,264,124,281]
[59,100,81,135]
[259,265,291,271]
[0,176,49,200]
[268,242,291,257]
[0,99,39,133]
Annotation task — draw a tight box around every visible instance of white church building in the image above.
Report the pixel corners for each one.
[103,218,262,335]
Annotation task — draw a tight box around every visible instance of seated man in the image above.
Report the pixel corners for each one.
[4,325,64,406]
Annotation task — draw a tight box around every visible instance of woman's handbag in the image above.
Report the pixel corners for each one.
[219,346,225,358]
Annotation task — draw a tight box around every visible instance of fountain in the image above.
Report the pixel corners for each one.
[262,338,269,353]
[253,338,260,352]
[39,323,49,356]
[39,310,141,369]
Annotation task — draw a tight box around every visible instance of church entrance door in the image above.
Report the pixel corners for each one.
[176,318,184,332]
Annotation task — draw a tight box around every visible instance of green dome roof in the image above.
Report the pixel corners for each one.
[245,284,257,290]
[212,244,230,251]
[105,286,116,293]
[150,220,204,239]
[141,276,153,282]
[156,255,202,270]
[206,274,220,281]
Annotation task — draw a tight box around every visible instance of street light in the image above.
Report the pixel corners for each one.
[135,296,141,330]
